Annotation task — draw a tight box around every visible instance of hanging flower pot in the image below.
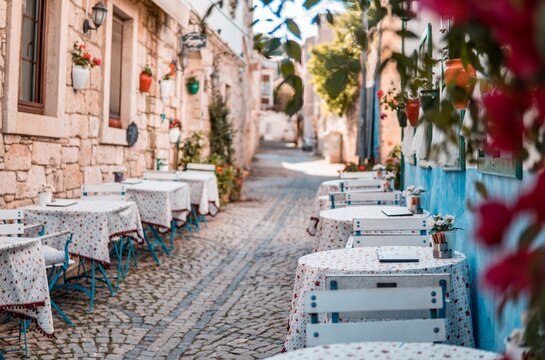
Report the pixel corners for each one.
[420,88,440,112]
[396,107,407,127]
[160,79,173,100]
[405,99,420,127]
[445,58,477,109]
[72,64,90,90]
[186,76,200,95]
[169,127,181,143]
[139,73,152,93]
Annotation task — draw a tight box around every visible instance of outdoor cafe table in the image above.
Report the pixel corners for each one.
[314,205,429,251]
[123,180,191,230]
[0,237,54,337]
[273,342,500,360]
[283,246,474,351]
[24,200,143,266]
[177,170,220,216]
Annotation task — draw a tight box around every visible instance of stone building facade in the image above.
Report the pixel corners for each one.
[0,0,260,208]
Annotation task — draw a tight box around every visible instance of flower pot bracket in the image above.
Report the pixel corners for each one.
[182,32,207,53]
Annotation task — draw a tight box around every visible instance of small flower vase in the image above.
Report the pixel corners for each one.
[38,191,52,206]
[382,180,392,192]
[169,127,181,143]
[432,242,453,259]
[160,79,173,100]
[505,333,532,360]
[407,195,422,214]
[114,172,124,183]
[158,160,169,171]
[72,64,90,90]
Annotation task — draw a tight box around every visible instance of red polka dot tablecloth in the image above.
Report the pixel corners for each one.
[308,180,343,235]
[283,246,474,351]
[25,201,143,266]
[0,237,54,336]
[314,205,428,251]
[177,171,220,216]
[125,180,191,230]
[272,342,500,359]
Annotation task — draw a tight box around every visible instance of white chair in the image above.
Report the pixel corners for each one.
[330,191,401,209]
[339,171,378,179]
[305,273,449,347]
[186,163,216,172]
[143,170,180,181]
[340,178,384,192]
[81,183,126,201]
[346,216,430,248]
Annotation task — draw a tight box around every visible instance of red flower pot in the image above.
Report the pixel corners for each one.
[405,99,420,127]
[109,118,122,129]
[445,58,476,109]
[139,73,152,93]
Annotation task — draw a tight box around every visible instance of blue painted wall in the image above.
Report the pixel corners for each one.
[404,162,532,352]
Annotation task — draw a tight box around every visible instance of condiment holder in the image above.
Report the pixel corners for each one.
[432,243,453,259]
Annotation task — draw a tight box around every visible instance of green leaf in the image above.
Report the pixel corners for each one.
[325,10,334,25]
[279,59,295,76]
[285,40,302,63]
[285,19,301,39]
[325,68,348,98]
[347,58,361,73]
[475,181,488,199]
[311,14,321,26]
[303,0,320,9]
[536,1,545,57]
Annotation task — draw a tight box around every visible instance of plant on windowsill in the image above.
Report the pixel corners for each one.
[160,63,176,100]
[139,64,153,93]
[71,41,101,90]
[168,118,182,143]
[186,76,200,95]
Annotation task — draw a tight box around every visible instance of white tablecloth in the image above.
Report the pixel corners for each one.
[177,171,220,216]
[0,238,54,337]
[283,246,474,351]
[273,342,500,359]
[25,201,143,266]
[125,180,191,229]
[315,205,428,251]
[308,180,342,236]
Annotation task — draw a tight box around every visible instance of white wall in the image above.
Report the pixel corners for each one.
[259,111,296,142]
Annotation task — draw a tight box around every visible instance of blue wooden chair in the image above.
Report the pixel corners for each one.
[329,191,402,209]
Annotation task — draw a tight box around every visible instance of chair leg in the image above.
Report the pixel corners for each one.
[96,263,115,296]
[89,262,95,313]
[191,206,200,231]
[169,220,176,252]
[21,320,28,357]
[200,214,208,228]
[148,224,170,256]
[50,299,75,327]
[143,230,161,265]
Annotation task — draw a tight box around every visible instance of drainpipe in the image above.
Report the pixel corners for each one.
[357,2,369,164]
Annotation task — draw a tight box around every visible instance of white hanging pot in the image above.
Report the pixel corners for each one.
[37,191,52,206]
[72,64,90,90]
[160,79,173,100]
[169,127,181,143]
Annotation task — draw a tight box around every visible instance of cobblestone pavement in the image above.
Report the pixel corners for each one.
[1,142,340,359]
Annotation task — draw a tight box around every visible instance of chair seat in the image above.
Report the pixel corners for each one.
[42,245,65,266]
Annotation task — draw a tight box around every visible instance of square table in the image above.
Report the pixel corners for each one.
[177,170,220,217]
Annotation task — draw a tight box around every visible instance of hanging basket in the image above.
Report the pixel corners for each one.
[420,88,439,112]
[396,108,407,127]
[72,65,90,90]
[160,79,173,100]
[405,99,420,127]
[187,81,200,95]
[445,58,477,109]
[139,73,152,93]
[169,127,181,143]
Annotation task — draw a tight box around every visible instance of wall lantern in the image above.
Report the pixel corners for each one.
[83,1,108,33]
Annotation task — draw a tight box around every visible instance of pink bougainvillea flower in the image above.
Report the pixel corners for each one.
[92,58,102,66]
[380,113,387,120]
[377,90,384,99]
[484,249,536,294]
[83,52,92,60]
[482,90,526,154]
[515,170,545,223]
[474,200,513,247]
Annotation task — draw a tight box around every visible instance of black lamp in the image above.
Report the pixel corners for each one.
[83,1,108,33]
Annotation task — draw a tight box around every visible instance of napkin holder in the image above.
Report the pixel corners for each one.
[432,243,452,259]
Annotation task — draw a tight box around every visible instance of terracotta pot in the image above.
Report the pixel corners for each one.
[139,73,152,93]
[109,118,122,129]
[420,88,439,112]
[445,58,477,109]
[405,99,420,127]
[396,108,407,127]
[72,64,90,90]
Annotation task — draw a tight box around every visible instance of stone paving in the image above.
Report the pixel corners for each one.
[1,142,341,359]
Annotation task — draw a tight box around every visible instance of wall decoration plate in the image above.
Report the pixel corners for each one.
[126,122,139,147]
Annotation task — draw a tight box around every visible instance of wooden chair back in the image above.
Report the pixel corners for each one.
[340,179,383,192]
[330,191,401,209]
[186,163,216,172]
[339,171,378,179]
[0,210,24,235]
[143,170,180,181]
[81,184,126,201]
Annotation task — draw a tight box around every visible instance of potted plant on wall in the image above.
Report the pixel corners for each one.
[71,41,101,90]
[140,64,153,93]
[160,63,176,100]
[443,31,477,109]
[379,85,408,127]
[168,118,182,143]
[405,79,421,127]
[186,75,200,95]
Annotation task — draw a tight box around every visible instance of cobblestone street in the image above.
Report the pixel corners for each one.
[1,142,340,359]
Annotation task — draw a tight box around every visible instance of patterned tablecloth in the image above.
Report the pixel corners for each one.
[177,171,220,216]
[273,342,500,359]
[0,237,54,337]
[283,246,474,351]
[315,205,429,251]
[125,180,191,229]
[25,201,143,266]
[307,180,342,236]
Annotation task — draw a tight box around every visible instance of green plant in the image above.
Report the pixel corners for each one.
[72,42,101,68]
[186,76,198,84]
[208,93,235,164]
[142,64,153,76]
[179,132,204,169]
[215,164,241,206]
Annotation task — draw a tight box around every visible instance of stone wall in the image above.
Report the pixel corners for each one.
[0,0,259,208]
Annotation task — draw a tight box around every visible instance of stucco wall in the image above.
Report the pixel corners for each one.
[404,163,530,352]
